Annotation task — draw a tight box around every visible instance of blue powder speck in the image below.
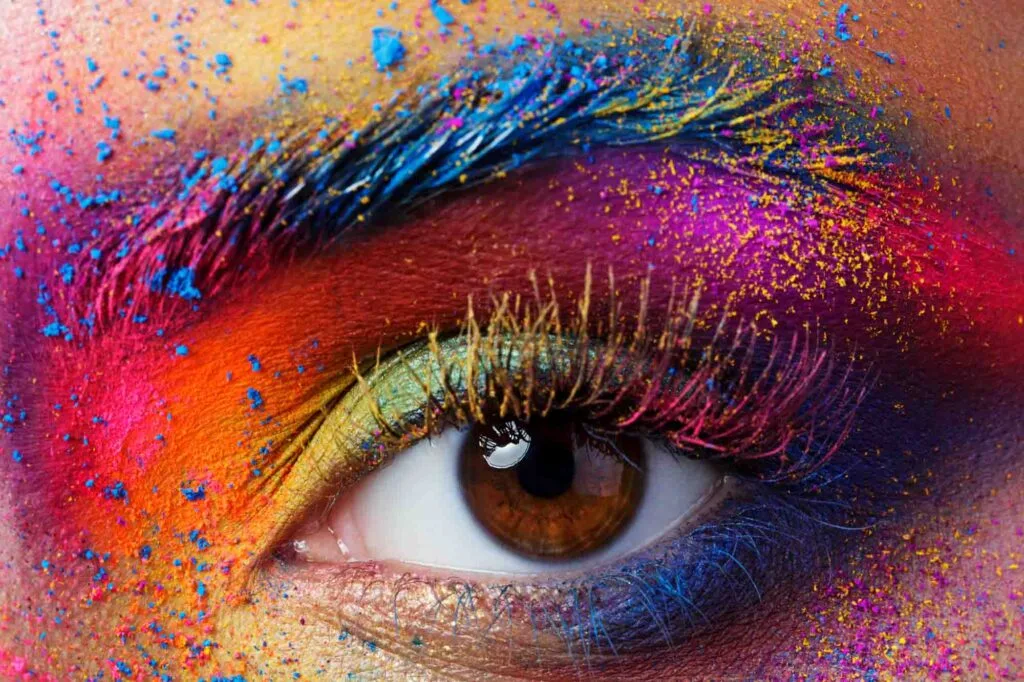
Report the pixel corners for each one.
[372,27,405,70]
[181,484,206,501]
[431,2,456,26]
[149,266,202,300]
[151,128,177,141]
[246,388,264,410]
[165,267,202,300]
[41,321,69,338]
[278,75,308,95]
[96,141,113,163]
[103,480,128,502]
[210,156,229,173]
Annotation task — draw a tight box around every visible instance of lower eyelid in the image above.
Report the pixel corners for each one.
[261,477,868,675]
[253,282,903,667]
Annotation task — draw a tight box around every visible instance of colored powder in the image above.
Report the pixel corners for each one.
[246,388,264,410]
[431,2,456,26]
[372,27,405,70]
[151,128,177,141]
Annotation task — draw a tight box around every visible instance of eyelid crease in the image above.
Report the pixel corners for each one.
[77,23,892,339]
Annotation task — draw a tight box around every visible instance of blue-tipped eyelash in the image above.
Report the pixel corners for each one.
[80,25,889,336]
[544,442,910,663]
[540,491,854,658]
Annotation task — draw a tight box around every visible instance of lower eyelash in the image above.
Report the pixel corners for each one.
[354,267,873,485]
[264,479,875,674]
[565,492,850,652]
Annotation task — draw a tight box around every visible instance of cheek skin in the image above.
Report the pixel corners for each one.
[7,149,1019,678]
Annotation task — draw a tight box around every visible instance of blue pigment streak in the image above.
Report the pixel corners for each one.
[78,29,889,337]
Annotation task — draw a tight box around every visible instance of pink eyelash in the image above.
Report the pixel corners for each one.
[358,266,871,483]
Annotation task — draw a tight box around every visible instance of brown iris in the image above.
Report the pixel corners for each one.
[459,417,645,559]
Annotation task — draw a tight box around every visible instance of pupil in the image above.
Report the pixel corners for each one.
[514,427,575,499]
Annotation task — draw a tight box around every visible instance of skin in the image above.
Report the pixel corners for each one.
[0,1,1021,680]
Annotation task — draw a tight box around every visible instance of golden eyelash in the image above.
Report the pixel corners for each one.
[349,265,872,483]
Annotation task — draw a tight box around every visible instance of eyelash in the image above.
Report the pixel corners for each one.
[348,268,871,487]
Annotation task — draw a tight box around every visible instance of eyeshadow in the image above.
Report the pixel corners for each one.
[1,5,1020,681]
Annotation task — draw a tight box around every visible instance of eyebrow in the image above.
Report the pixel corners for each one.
[72,26,885,339]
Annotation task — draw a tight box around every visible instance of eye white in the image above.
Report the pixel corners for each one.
[292,428,724,577]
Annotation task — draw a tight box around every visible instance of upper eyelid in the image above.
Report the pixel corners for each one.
[76,26,888,338]
[332,298,869,488]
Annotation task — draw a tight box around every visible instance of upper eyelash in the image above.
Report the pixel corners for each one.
[352,267,873,484]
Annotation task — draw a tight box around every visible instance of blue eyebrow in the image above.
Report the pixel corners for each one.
[76,27,884,338]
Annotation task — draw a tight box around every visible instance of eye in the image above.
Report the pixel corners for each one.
[290,416,724,575]
[272,271,866,597]
[261,287,874,663]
